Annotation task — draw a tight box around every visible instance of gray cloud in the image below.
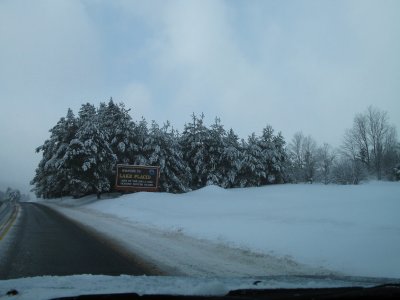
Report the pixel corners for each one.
[120,0,399,145]
[0,0,399,194]
[0,0,103,193]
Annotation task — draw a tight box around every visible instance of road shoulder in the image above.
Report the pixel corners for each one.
[42,202,334,277]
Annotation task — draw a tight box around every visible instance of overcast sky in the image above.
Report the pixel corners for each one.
[0,0,399,194]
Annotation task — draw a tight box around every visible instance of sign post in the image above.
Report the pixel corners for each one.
[115,164,160,192]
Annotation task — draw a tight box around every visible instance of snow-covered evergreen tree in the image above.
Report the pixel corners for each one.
[272,132,287,183]
[220,128,242,188]
[98,99,137,185]
[258,126,274,184]
[258,126,287,184]
[77,103,96,125]
[31,100,292,198]
[61,104,116,198]
[206,117,227,186]
[236,133,266,187]
[181,113,210,189]
[147,121,191,193]
[31,109,78,198]
[5,187,21,202]
[98,98,136,164]
[130,118,151,165]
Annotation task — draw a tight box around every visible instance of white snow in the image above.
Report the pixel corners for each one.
[0,274,392,300]
[42,181,400,279]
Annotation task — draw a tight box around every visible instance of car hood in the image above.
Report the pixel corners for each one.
[1,274,399,300]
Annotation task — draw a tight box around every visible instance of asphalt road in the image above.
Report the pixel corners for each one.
[0,201,12,228]
[0,202,154,279]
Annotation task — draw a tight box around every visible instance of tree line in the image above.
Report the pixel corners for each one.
[285,106,399,185]
[0,187,29,202]
[31,100,400,198]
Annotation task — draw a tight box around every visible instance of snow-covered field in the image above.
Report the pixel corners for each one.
[42,181,400,279]
[1,182,399,299]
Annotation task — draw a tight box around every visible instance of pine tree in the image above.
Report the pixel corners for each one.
[130,118,151,165]
[31,100,295,196]
[98,98,136,164]
[272,132,287,183]
[206,117,227,186]
[77,103,96,126]
[5,188,21,202]
[31,109,78,198]
[181,113,210,189]
[148,121,191,193]
[237,133,266,187]
[62,104,116,198]
[258,126,287,184]
[98,99,136,185]
[221,128,242,188]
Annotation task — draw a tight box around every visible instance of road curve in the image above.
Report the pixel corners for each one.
[0,202,11,223]
[0,201,19,242]
[0,202,155,279]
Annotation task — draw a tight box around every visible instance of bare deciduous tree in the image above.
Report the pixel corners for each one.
[317,143,336,184]
[366,106,389,179]
[288,132,304,182]
[341,106,399,180]
[302,136,317,183]
[288,132,317,183]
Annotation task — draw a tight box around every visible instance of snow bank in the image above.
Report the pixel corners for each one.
[46,182,400,278]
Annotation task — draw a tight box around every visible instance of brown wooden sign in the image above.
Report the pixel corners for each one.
[115,164,160,192]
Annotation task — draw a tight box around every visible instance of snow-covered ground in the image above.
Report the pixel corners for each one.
[41,181,400,279]
[1,182,399,299]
